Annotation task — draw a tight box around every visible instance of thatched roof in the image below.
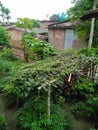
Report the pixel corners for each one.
[81,9,98,20]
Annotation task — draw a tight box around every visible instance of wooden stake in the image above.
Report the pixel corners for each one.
[47,87,50,118]
[68,73,72,83]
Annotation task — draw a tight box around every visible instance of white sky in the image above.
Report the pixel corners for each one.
[1,0,74,22]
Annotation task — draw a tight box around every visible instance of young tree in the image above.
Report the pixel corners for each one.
[21,34,33,62]
[15,18,40,62]
[15,18,37,32]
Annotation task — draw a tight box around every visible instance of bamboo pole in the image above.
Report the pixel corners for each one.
[47,87,50,118]
[68,73,72,83]
[46,79,57,119]
[88,0,96,52]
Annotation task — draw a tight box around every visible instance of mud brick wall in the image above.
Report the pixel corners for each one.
[48,28,65,51]
[11,47,24,60]
[8,29,25,60]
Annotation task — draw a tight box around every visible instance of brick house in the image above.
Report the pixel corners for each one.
[34,20,58,41]
[4,20,85,60]
[48,20,85,51]
[4,20,57,59]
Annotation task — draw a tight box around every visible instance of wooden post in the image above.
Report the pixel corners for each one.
[88,0,96,52]
[45,79,57,119]
[47,87,50,118]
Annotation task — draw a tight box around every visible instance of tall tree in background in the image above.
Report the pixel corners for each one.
[67,0,98,51]
[0,1,11,24]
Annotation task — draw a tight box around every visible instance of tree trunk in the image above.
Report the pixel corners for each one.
[88,0,96,52]
[24,48,29,62]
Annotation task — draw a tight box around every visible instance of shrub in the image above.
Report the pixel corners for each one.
[79,47,98,56]
[0,57,21,91]
[0,114,5,130]
[0,48,18,61]
[70,101,94,120]
[72,78,95,100]
[64,112,73,130]
[0,26,10,46]
[29,39,57,60]
[21,34,57,61]
[15,97,73,130]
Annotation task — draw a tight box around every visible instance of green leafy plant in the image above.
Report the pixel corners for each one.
[0,48,18,61]
[72,78,95,100]
[29,39,57,60]
[70,96,98,120]
[0,26,10,46]
[0,52,22,92]
[15,97,73,130]
[21,34,57,61]
[70,101,94,120]
[4,50,96,130]
[0,114,5,130]
[64,112,73,130]
[79,47,98,56]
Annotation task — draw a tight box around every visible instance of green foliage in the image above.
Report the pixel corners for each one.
[67,0,92,21]
[33,20,40,28]
[72,78,95,100]
[79,47,98,56]
[0,114,5,130]
[2,50,96,128]
[67,0,98,47]
[15,97,73,130]
[87,96,98,109]
[79,47,98,65]
[0,2,11,24]
[21,34,33,62]
[0,51,22,91]
[0,48,18,61]
[15,18,37,31]
[70,101,94,120]
[22,31,37,36]
[8,51,95,99]
[21,34,57,61]
[0,59,19,91]
[0,26,10,45]
[71,96,98,120]
[64,112,73,130]
[21,34,33,49]
[29,38,57,60]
